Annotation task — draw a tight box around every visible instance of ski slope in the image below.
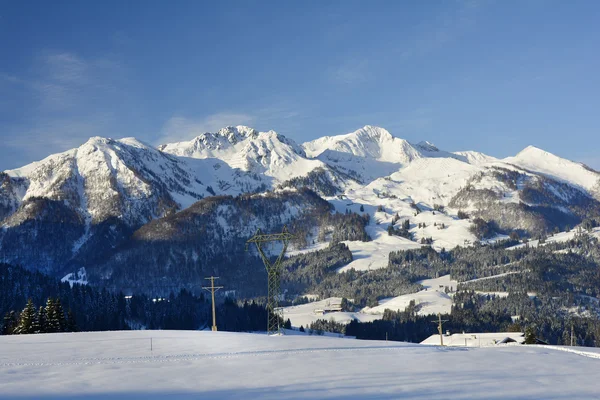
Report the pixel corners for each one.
[1,330,599,399]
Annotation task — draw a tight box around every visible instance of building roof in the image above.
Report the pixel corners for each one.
[421,332,525,347]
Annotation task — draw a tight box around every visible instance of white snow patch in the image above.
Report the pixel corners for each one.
[1,331,599,399]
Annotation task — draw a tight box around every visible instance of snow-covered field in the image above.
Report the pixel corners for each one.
[1,330,599,399]
[362,275,458,316]
[283,298,380,328]
[284,276,458,327]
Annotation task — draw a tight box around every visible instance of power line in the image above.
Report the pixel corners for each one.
[202,276,223,332]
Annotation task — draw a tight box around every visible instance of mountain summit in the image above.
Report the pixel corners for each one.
[159,126,322,181]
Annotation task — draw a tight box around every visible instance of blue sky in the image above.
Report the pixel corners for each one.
[1,0,599,170]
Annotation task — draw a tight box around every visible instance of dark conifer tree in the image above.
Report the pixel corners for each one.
[45,298,59,333]
[2,311,18,335]
[15,299,37,334]
[36,306,48,334]
[55,299,66,332]
[66,310,77,332]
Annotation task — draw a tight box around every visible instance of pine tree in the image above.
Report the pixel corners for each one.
[45,298,60,333]
[14,299,37,334]
[524,327,536,344]
[2,311,18,335]
[55,299,66,332]
[66,310,77,332]
[284,318,292,330]
[36,306,48,333]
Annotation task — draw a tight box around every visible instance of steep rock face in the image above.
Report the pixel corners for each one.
[0,173,27,221]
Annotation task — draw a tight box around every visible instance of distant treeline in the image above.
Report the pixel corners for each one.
[0,263,274,335]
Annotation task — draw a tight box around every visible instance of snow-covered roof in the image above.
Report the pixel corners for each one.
[421,332,525,347]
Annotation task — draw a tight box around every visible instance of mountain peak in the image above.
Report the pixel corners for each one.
[355,125,393,140]
[515,145,548,158]
[83,136,114,146]
[215,125,258,141]
[506,145,600,194]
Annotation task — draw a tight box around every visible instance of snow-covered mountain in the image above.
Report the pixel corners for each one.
[302,126,465,183]
[159,126,325,182]
[2,124,600,285]
[0,136,268,273]
[505,145,600,199]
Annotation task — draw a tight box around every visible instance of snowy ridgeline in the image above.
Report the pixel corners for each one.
[2,123,600,292]
[1,330,599,399]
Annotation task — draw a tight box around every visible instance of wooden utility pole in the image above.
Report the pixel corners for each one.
[202,276,223,331]
[570,323,574,347]
[431,313,449,346]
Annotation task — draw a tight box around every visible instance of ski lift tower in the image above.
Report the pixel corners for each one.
[246,226,294,335]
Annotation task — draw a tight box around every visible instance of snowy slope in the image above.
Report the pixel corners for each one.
[1,330,600,399]
[283,297,380,328]
[159,126,326,182]
[6,137,208,224]
[303,126,465,183]
[4,123,600,284]
[2,135,271,225]
[507,226,600,250]
[454,150,498,166]
[304,126,423,163]
[505,145,600,197]
[362,275,458,316]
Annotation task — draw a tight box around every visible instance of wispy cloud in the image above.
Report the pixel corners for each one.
[329,59,370,85]
[399,0,487,61]
[28,51,123,111]
[44,52,88,83]
[0,50,128,169]
[2,112,117,169]
[157,112,257,145]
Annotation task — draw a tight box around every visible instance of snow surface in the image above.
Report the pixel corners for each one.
[61,267,88,287]
[507,227,600,250]
[505,145,600,195]
[282,297,380,328]
[1,330,599,399]
[160,126,325,182]
[421,332,525,347]
[362,275,458,316]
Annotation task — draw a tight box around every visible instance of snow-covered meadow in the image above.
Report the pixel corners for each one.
[1,330,599,399]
